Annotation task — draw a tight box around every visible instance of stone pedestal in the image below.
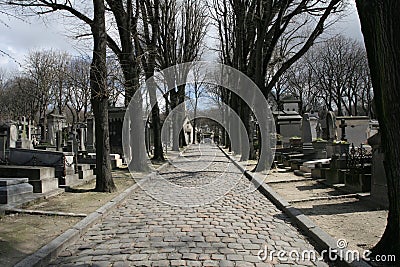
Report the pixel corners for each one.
[16,138,33,149]
[302,143,314,159]
[0,166,58,193]
[0,178,34,204]
[110,154,123,169]
[59,164,95,188]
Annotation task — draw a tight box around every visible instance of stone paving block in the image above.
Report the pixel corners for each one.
[236,261,256,267]
[170,259,186,266]
[186,260,202,266]
[46,145,328,267]
[203,260,219,267]
[219,259,235,267]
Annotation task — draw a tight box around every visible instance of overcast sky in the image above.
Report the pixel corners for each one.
[0,2,363,74]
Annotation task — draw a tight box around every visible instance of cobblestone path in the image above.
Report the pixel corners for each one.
[50,144,327,267]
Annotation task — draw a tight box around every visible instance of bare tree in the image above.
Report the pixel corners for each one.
[157,0,208,150]
[186,65,207,144]
[65,57,91,124]
[2,0,151,172]
[0,75,38,121]
[107,56,125,107]
[138,0,165,161]
[91,0,116,192]
[212,0,343,168]
[285,35,373,116]
[2,0,117,192]
[25,50,57,121]
[51,51,70,115]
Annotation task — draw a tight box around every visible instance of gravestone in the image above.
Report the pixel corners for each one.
[339,119,347,141]
[0,122,18,161]
[325,112,338,157]
[309,112,319,140]
[316,121,322,139]
[65,129,79,153]
[301,113,312,143]
[16,116,33,149]
[301,113,314,156]
[86,117,95,152]
[47,114,67,148]
[26,119,34,141]
[326,111,337,141]
[79,126,86,151]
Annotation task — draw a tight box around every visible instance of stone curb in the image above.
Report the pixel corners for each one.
[218,146,371,267]
[14,150,184,267]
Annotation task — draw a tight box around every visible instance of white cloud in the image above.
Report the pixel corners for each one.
[0,12,89,71]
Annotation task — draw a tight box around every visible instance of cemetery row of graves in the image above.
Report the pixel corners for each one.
[0,103,200,208]
[0,98,386,213]
[273,99,385,209]
[0,108,127,207]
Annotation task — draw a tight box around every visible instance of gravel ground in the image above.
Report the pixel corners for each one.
[268,171,388,255]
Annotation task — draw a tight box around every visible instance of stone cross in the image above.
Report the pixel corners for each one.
[20,116,27,139]
[339,119,348,141]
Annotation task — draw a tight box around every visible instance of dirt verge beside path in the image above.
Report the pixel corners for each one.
[0,170,141,267]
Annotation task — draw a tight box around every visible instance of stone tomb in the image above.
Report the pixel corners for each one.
[109,107,125,156]
[0,166,58,193]
[275,112,302,145]
[47,113,67,149]
[335,116,370,145]
[0,178,34,205]
[273,99,302,146]
[8,148,65,181]
[299,159,330,174]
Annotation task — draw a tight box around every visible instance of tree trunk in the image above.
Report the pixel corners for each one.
[147,77,164,161]
[356,0,400,259]
[177,84,187,148]
[192,118,196,144]
[106,0,149,172]
[169,89,180,151]
[91,0,116,193]
[230,94,241,155]
[151,102,165,161]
